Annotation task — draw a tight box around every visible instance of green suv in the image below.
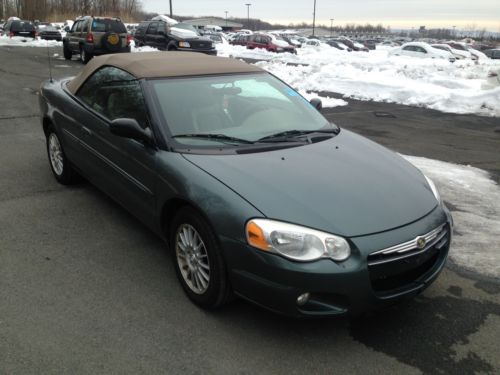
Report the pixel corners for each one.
[63,16,131,64]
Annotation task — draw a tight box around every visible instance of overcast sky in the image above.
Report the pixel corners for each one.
[142,0,500,30]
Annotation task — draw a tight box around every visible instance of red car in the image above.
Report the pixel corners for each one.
[247,33,296,53]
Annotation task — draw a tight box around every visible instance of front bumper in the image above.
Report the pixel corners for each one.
[223,205,452,317]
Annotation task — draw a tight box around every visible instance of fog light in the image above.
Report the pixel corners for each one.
[296,292,310,306]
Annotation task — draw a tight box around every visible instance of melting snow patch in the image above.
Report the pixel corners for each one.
[403,155,500,279]
[298,90,348,108]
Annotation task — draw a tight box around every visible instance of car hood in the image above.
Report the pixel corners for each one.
[170,27,198,39]
[182,130,438,237]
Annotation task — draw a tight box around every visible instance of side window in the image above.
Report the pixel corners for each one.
[76,21,83,32]
[82,21,89,33]
[403,45,413,51]
[147,22,158,35]
[71,21,79,33]
[76,67,148,128]
[417,47,427,54]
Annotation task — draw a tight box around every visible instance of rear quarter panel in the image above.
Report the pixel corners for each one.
[39,80,84,165]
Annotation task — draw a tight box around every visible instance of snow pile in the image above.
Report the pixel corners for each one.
[0,35,62,47]
[216,44,500,117]
[131,45,159,53]
[404,155,500,278]
[298,90,348,108]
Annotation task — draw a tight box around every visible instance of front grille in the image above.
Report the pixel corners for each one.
[368,224,450,295]
[190,41,212,50]
[368,224,447,265]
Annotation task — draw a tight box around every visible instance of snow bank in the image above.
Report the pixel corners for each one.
[131,45,159,53]
[404,155,500,278]
[217,44,500,117]
[0,35,62,47]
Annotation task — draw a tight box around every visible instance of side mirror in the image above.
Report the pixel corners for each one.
[310,98,322,112]
[110,118,153,144]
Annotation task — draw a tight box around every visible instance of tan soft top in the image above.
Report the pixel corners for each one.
[67,51,263,94]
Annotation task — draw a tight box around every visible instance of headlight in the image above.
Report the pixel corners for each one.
[246,219,351,262]
[178,41,190,48]
[424,175,441,203]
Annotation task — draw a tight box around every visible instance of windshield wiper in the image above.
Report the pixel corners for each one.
[172,133,254,145]
[257,128,339,143]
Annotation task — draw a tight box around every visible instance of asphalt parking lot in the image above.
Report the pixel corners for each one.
[1,46,500,374]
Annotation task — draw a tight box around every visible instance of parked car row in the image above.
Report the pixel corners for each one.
[230,32,297,53]
[0,18,63,41]
[133,18,216,55]
[61,15,217,64]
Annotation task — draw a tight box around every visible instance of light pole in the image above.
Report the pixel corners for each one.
[330,18,334,37]
[452,25,456,38]
[225,11,228,27]
[245,3,251,30]
[312,0,317,37]
[169,0,173,17]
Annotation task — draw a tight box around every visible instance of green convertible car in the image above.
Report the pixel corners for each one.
[39,52,453,317]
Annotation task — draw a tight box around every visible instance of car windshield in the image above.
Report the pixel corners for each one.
[150,73,331,147]
[91,19,126,33]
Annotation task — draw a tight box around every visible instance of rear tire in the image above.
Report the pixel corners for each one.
[46,125,80,185]
[170,207,232,309]
[79,46,92,64]
[63,44,72,60]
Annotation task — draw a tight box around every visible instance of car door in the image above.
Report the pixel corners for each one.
[73,67,158,227]
[145,22,159,49]
[256,36,268,50]
[68,21,81,52]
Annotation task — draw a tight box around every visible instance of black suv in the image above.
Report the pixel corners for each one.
[63,16,131,63]
[134,20,216,55]
[2,19,36,39]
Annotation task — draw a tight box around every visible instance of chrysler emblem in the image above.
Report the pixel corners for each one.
[416,237,427,249]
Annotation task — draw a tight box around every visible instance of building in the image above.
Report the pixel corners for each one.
[183,17,243,32]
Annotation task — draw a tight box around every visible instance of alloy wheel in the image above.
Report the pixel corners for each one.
[48,133,64,176]
[175,224,211,294]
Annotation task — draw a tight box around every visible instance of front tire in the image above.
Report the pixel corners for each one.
[170,207,232,309]
[46,125,79,185]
